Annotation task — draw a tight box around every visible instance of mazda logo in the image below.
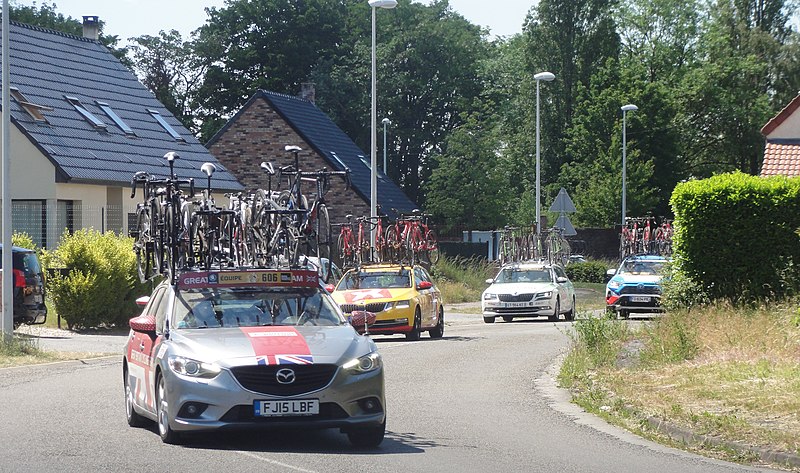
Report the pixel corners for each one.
[276,368,296,384]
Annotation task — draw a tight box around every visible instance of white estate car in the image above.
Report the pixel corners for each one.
[482,262,576,323]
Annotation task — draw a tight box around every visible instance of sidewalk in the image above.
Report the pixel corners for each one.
[14,324,128,354]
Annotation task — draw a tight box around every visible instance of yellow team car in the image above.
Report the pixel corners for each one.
[329,264,444,340]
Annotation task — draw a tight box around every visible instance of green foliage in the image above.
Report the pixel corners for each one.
[0,335,40,357]
[11,231,38,252]
[639,310,699,365]
[47,230,148,330]
[660,260,710,310]
[430,255,495,303]
[566,261,610,283]
[670,173,800,302]
[571,313,629,367]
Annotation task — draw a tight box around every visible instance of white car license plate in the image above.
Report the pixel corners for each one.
[254,399,319,417]
[506,302,531,307]
[630,296,650,303]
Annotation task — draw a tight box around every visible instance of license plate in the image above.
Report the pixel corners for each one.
[506,302,531,307]
[630,296,650,303]
[254,399,319,417]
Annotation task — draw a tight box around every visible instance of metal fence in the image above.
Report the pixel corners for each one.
[9,202,125,249]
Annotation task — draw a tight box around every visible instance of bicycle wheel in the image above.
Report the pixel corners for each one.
[163,206,176,283]
[134,208,151,283]
[337,231,352,269]
[385,226,399,263]
[314,205,333,281]
[424,229,440,265]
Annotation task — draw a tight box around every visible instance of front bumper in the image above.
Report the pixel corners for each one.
[163,364,386,433]
[606,293,664,313]
[343,305,413,335]
[482,298,554,317]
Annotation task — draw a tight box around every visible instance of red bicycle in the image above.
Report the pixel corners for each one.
[336,215,369,268]
[386,209,439,265]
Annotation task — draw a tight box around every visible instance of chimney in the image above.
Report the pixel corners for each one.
[82,16,99,40]
[299,83,316,104]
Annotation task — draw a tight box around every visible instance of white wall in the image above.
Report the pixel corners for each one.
[767,111,800,139]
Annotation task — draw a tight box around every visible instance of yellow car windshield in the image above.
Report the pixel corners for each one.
[340,270,411,290]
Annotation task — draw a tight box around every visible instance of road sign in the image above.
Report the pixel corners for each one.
[549,188,576,213]
[554,215,577,236]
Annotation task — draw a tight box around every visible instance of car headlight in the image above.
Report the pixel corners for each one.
[483,292,497,301]
[343,351,382,374]
[393,300,411,309]
[537,291,552,298]
[607,280,623,290]
[168,355,221,379]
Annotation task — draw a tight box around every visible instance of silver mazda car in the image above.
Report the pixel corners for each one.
[123,268,385,447]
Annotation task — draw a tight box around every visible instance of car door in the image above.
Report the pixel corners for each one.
[420,266,441,324]
[553,266,573,311]
[127,286,165,412]
[414,267,434,327]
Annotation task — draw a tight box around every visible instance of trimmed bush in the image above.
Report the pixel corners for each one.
[670,172,800,302]
[566,261,610,283]
[48,229,148,330]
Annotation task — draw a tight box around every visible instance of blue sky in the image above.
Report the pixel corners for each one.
[13,0,535,43]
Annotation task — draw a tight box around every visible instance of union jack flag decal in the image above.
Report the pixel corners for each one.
[256,354,314,365]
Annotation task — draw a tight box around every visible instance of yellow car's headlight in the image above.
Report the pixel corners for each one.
[393,300,411,309]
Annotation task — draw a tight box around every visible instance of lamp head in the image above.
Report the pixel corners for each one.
[534,71,555,82]
[382,118,391,125]
[369,0,398,8]
[284,145,302,153]
[201,162,217,178]
[621,104,639,112]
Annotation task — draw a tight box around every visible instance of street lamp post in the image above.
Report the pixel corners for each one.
[369,0,397,253]
[533,71,555,239]
[382,117,391,175]
[621,104,638,227]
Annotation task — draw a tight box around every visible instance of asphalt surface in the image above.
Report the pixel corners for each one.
[0,306,777,473]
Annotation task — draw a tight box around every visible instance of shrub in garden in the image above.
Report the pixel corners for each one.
[565,261,609,283]
[670,172,800,302]
[48,229,148,330]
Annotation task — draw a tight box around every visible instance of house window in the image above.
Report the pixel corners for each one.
[12,200,47,248]
[97,101,135,135]
[10,87,52,122]
[65,96,107,129]
[56,200,75,237]
[148,109,185,141]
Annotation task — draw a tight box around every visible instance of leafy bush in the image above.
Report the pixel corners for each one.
[566,261,610,283]
[48,229,148,330]
[430,256,495,303]
[670,172,800,302]
[660,260,710,311]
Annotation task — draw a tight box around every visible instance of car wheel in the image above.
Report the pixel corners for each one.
[502,316,514,323]
[156,374,181,444]
[564,296,576,321]
[124,366,147,428]
[483,316,495,324]
[429,307,444,338]
[406,309,421,341]
[347,419,386,448]
[548,298,560,322]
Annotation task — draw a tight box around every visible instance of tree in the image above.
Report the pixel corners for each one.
[128,30,203,131]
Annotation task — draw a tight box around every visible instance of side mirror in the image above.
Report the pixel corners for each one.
[417,281,433,290]
[135,296,150,307]
[485,278,494,285]
[605,268,616,282]
[129,314,156,333]
[557,276,568,284]
[325,283,336,293]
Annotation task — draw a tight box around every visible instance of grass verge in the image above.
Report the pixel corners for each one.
[0,335,108,368]
[559,303,800,469]
[431,256,495,304]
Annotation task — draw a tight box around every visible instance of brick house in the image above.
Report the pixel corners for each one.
[206,89,417,225]
[761,93,800,177]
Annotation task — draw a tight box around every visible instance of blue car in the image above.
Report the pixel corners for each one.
[605,255,668,318]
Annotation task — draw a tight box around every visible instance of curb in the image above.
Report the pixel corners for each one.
[643,414,800,469]
[540,353,800,470]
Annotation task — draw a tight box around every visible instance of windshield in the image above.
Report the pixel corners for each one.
[172,287,344,328]
[494,268,552,284]
[618,260,664,276]
[339,270,411,290]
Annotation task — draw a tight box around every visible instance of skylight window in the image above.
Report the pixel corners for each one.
[65,96,106,129]
[148,109,185,142]
[10,87,52,122]
[97,101,135,136]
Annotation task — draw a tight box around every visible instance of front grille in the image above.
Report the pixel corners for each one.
[230,364,338,396]
[620,285,661,295]
[498,293,535,302]
[220,402,349,422]
[339,302,386,313]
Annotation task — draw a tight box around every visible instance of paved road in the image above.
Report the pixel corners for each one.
[1,308,774,473]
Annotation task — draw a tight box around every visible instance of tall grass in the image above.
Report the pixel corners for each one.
[430,256,496,303]
[0,335,42,357]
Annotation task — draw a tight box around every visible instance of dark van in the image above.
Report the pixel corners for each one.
[0,245,47,326]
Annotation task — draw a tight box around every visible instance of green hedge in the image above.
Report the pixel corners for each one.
[670,172,800,302]
[48,229,149,330]
[566,261,610,283]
